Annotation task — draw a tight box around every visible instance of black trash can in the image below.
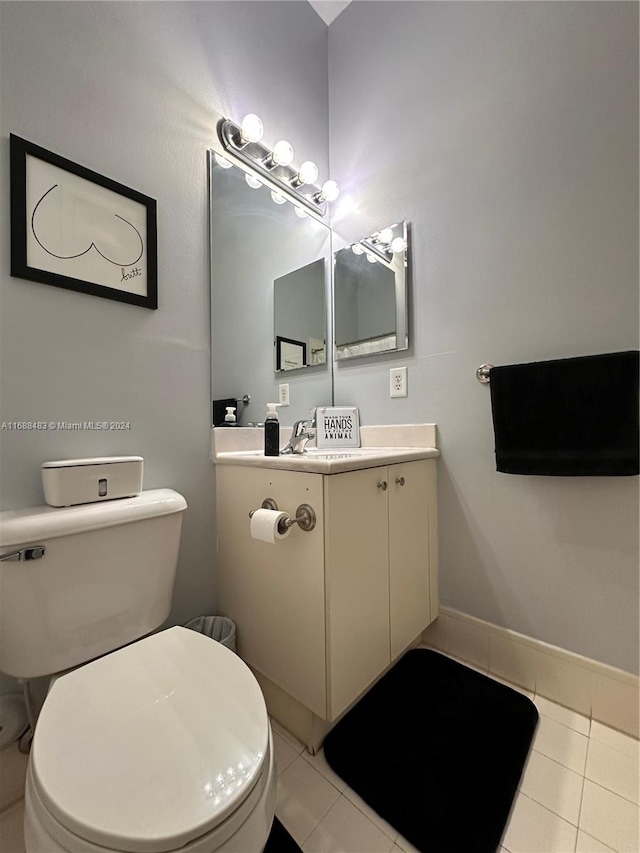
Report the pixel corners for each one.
[183,615,236,653]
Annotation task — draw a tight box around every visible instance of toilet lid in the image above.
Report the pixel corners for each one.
[31,627,270,853]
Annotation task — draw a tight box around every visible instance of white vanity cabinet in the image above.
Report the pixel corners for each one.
[216,457,438,723]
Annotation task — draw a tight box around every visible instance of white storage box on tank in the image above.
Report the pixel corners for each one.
[41,456,143,507]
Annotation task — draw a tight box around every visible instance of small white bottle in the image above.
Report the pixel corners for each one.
[220,406,237,427]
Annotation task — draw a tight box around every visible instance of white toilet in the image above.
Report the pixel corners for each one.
[0,489,277,853]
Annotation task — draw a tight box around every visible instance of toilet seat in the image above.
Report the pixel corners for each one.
[29,627,271,852]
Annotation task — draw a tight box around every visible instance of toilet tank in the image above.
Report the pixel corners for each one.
[0,489,187,679]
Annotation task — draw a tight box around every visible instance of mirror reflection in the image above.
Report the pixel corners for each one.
[334,221,408,360]
[274,258,327,371]
[209,153,332,425]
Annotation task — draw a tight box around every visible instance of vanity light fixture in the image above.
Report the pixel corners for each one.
[217,115,339,217]
[245,174,262,189]
[271,190,287,205]
[239,114,264,145]
[270,140,294,167]
[315,180,340,203]
[294,161,319,187]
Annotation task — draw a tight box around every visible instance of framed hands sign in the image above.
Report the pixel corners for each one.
[10,135,157,309]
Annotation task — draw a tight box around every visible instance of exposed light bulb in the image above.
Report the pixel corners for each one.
[378,227,394,244]
[294,206,308,219]
[366,253,377,263]
[320,180,340,202]
[391,237,407,253]
[245,173,262,189]
[240,114,264,144]
[296,160,319,186]
[271,190,286,205]
[351,243,364,255]
[214,153,232,169]
[272,140,294,167]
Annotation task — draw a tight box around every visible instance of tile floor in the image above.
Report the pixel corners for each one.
[0,655,638,853]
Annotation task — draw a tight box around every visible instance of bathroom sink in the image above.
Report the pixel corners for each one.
[215,445,438,473]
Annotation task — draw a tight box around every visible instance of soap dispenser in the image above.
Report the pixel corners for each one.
[223,406,237,425]
[264,403,280,456]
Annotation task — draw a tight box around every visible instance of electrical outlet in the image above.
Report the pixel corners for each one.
[278,383,290,406]
[390,367,408,398]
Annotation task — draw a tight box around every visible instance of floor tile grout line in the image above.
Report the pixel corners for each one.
[574,768,587,852]
[528,744,586,780]
[583,776,640,808]
[515,790,581,829]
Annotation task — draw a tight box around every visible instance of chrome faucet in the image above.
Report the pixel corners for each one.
[281,417,316,454]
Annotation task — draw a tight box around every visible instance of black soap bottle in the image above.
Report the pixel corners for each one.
[264,403,280,456]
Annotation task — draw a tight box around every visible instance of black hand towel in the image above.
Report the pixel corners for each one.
[489,351,639,476]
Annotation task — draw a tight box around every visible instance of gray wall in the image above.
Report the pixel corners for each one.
[0,1,328,691]
[328,2,639,673]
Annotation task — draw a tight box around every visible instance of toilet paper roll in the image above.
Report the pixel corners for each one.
[250,508,291,543]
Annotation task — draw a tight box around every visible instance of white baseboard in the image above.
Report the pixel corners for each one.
[423,607,639,739]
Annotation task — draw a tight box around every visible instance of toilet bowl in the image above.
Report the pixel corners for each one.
[23,627,277,852]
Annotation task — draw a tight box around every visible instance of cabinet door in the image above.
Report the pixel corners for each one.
[389,459,433,660]
[216,466,327,717]
[324,467,390,719]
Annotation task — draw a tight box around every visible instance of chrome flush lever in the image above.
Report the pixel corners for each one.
[0,546,45,562]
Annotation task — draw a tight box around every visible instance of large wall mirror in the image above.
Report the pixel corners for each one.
[209,153,332,425]
[210,149,411,427]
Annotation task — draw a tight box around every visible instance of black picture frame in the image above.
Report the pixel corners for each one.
[276,335,307,371]
[10,134,157,309]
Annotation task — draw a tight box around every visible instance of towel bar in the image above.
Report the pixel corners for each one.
[476,364,493,384]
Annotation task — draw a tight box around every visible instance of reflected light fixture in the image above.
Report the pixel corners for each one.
[245,174,262,189]
[217,115,339,217]
[360,223,407,261]
[271,190,286,205]
[214,153,232,169]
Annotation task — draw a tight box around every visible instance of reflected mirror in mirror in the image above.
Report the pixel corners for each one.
[333,221,408,360]
[274,258,326,372]
[209,152,332,425]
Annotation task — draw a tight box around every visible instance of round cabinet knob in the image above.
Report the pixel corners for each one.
[377,480,388,491]
[395,476,406,486]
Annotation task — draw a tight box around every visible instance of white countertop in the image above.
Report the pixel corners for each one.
[212,424,439,474]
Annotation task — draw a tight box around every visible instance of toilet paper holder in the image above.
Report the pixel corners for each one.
[249,498,316,532]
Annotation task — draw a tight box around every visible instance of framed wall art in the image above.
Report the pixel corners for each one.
[10,134,157,309]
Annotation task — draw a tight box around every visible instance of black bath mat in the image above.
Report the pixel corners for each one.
[264,816,302,853]
[323,649,538,853]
